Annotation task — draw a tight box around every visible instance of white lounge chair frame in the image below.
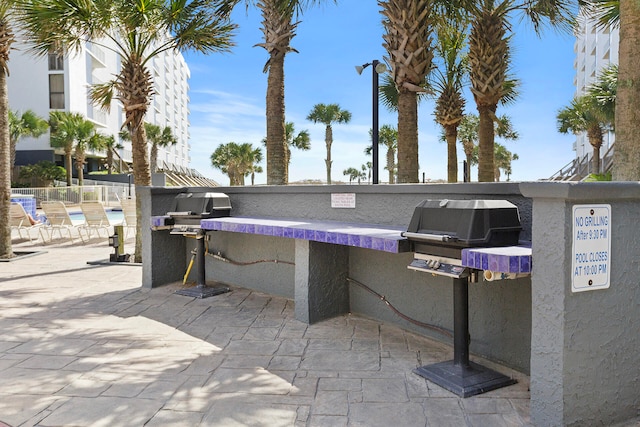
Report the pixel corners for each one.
[39,201,77,243]
[10,202,42,243]
[119,198,137,239]
[78,201,112,242]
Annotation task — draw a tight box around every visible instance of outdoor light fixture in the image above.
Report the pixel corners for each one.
[356,60,387,184]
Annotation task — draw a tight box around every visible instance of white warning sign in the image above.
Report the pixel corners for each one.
[571,204,611,292]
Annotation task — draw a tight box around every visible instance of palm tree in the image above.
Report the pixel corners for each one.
[20,0,236,262]
[263,121,311,182]
[246,0,334,185]
[103,135,123,174]
[284,121,310,176]
[557,96,611,174]
[72,119,99,186]
[306,103,351,184]
[0,0,16,258]
[432,12,468,183]
[458,113,518,181]
[494,142,518,181]
[211,142,263,186]
[49,111,84,186]
[366,124,397,184]
[145,123,177,173]
[8,109,48,182]
[343,167,364,184]
[584,0,640,180]
[380,0,435,183]
[457,114,479,181]
[461,0,575,181]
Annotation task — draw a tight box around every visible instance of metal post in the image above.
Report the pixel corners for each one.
[372,60,380,185]
[452,277,470,367]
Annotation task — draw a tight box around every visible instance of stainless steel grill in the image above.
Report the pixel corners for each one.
[166,191,231,299]
[402,199,522,398]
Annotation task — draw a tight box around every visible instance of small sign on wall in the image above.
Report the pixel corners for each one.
[571,204,611,292]
[331,193,356,209]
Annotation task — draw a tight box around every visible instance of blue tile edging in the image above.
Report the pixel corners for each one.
[461,245,532,274]
[198,216,411,254]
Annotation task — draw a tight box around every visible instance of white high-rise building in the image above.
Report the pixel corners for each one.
[572,12,618,163]
[8,34,191,177]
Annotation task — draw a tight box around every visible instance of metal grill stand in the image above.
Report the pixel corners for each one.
[413,276,516,398]
[175,230,230,299]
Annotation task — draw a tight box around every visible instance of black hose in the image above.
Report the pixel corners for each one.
[347,277,453,339]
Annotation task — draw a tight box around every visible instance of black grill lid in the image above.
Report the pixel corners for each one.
[404,199,521,251]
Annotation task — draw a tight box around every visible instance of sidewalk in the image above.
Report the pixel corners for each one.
[1,237,532,426]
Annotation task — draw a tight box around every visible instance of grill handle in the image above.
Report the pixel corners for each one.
[401,231,457,242]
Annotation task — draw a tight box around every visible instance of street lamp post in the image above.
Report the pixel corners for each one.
[356,60,386,184]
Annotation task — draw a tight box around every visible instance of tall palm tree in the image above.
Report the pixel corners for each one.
[462,0,575,181]
[380,0,435,183]
[245,0,333,185]
[211,142,263,185]
[0,0,16,259]
[432,12,468,183]
[8,109,49,182]
[20,0,236,262]
[366,124,398,184]
[306,103,351,184]
[49,111,85,186]
[145,123,177,173]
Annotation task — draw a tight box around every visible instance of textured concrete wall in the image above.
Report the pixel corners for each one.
[521,182,640,427]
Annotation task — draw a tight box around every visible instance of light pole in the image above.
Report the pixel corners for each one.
[356,60,386,184]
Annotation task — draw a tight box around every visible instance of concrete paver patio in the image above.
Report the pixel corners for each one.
[1,236,534,426]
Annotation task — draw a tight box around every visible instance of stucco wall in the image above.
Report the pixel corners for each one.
[521,182,640,427]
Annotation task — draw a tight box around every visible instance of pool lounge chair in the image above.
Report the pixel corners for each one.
[10,202,42,243]
[39,201,77,243]
[78,201,113,242]
[119,198,137,238]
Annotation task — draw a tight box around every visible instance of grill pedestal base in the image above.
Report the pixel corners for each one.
[414,360,516,398]
[174,229,230,299]
[414,276,516,397]
[175,283,230,299]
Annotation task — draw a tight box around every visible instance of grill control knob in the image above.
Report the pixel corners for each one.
[433,261,440,269]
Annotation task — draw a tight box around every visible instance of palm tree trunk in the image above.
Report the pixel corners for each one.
[130,117,150,264]
[9,137,16,182]
[266,52,287,185]
[325,125,333,184]
[387,148,395,184]
[445,124,458,183]
[107,149,113,174]
[65,150,73,186]
[76,149,85,186]
[612,0,640,180]
[150,143,158,174]
[477,105,495,182]
[588,126,604,174]
[397,89,419,183]
[0,71,12,258]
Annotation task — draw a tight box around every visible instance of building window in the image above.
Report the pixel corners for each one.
[49,74,65,109]
[48,52,64,71]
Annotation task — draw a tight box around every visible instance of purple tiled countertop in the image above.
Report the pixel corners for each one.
[461,245,532,274]
[200,216,411,254]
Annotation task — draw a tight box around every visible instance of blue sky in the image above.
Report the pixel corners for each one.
[184,2,578,185]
